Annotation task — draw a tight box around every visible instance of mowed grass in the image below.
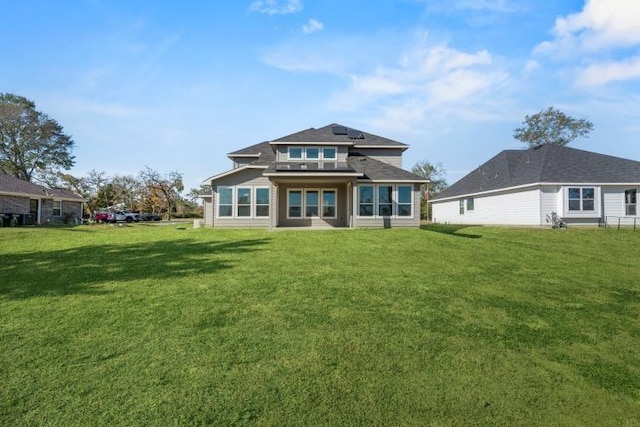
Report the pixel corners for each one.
[1,224,639,425]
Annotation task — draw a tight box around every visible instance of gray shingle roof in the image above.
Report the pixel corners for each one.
[272,123,408,148]
[228,141,275,159]
[434,144,640,200]
[0,173,84,201]
[347,153,427,182]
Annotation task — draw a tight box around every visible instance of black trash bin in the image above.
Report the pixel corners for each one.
[22,214,34,226]
[0,213,11,227]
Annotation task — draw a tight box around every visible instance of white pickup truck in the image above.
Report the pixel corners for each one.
[110,210,141,223]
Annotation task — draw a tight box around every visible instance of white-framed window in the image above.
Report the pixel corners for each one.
[568,187,595,211]
[625,189,637,216]
[357,184,414,218]
[323,147,337,160]
[323,190,336,218]
[378,186,393,216]
[288,189,303,218]
[305,190,319,217]
[217,185,269,219]
[288,188,338,219]
[459,199,465,215]
[237,187,251,217]
[397,185,412,217]
[466,197,475,211]
[53,200,62,217]
[359,185,374,217]
[256,187,270,217]
[287,146,337,161]
[288,147,303,160]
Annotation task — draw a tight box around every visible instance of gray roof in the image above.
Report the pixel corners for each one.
[348,153,427,182]
[0,173,84,201]
[435,144,640,200]
[272,123,409,148]
[228,141,275,159]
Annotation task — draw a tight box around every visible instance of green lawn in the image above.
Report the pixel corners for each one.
[1,224,639,425]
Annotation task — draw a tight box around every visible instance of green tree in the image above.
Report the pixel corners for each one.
[411,160,447,221]
[0,93,75,182]
[513,106,594,147]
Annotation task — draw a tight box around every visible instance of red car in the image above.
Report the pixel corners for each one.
[94,212,113,223]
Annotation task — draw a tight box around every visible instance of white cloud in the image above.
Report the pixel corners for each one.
[534,0,640,86]
[302,18,323,34]
[249,0,302,15]
[553,0,640,50]
[577,55,640,86]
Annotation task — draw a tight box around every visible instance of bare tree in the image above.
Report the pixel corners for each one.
[139,167,184,220]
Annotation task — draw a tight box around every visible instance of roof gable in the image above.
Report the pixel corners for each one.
[436,145,640,200]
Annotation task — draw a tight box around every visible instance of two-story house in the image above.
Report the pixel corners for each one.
[200,124,427,228]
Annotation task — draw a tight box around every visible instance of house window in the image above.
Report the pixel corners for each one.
[288,190,302,218]
[323,190,336,218]
[256,188,270,217]
[397,185,412,216]
[359,185,374,216]
[289,147,303,160]
[218,187,233,217]
[53,200,62,217]
[323,147,337,160]
[306,147,319,160]
[466,197,475,211]
[305,190,319,217]
[237,188,251,217]
[357,184,415,218]
[378,186,393,216]
[459,199,465,215]
[625,189,637,216]
[568,187,595,211]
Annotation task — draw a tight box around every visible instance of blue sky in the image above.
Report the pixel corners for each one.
[2,0,640,190]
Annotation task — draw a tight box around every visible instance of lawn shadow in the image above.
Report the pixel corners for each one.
[0,237,270,300]
[420,224,482,239]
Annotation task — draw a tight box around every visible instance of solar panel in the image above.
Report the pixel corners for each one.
[332,125,349,135]
[347,129,364,139]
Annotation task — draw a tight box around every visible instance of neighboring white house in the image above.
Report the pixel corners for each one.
[431,144,640,227]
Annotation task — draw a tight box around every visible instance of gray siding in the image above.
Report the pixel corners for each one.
[0,195,29,214]
[212,168,272,228]
[351,148,403,168]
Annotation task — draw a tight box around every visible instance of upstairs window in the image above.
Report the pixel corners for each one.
[288,147,303,160]
[287,146,336,161]
[323,147,337,160]
[625,189,637,216]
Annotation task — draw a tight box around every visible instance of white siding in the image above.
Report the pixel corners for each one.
[432,188,542,225]
[540,185,561,225]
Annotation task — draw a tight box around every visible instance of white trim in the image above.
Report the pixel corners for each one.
[202,165,268,185]
[563,186,600,218]
[352,144,408,150]
[227,153,260,158]
[255,186,270,218]
[287,146,338,161]
[361,179,428,183]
